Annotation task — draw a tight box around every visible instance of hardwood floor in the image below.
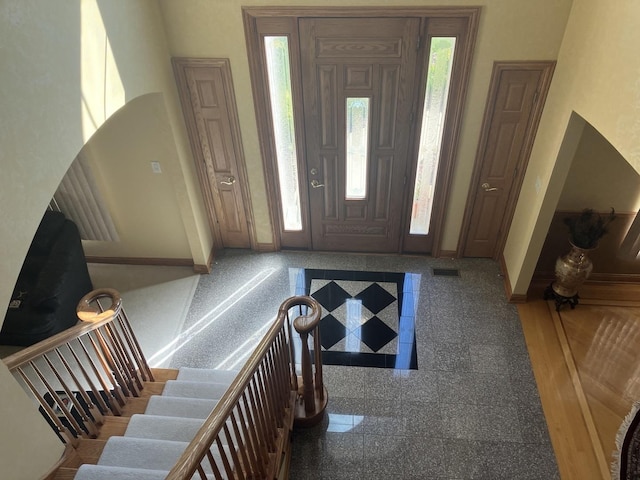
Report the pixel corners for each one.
[520,282,640,479]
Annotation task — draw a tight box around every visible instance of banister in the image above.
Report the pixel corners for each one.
[165,295,322,480]
[3,288,122,371]
[3,288,153,446]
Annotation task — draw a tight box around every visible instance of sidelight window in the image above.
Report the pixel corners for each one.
[264,36,302,231]
[409,37,456,235]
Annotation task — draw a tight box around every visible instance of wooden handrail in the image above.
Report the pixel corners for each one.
[3,288,154,444]
[165,295,322,480]
[3,288,123,371]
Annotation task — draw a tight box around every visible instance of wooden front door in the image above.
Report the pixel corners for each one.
[299,18,420,252]
[462,62,555,258]
[173,58,253,249]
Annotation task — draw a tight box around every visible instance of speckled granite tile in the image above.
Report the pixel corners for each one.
[129,251,560,479]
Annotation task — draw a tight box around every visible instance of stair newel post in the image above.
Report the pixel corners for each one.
[290,297,328,427]
[298,329,315,415]
[313,326,325,401]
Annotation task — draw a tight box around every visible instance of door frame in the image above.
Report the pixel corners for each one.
[457,61,555,260]
[243,6,481,254]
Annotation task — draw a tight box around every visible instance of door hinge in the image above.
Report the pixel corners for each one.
[403,175,407,186]
[533,90,539,104]
[417,35,422,51]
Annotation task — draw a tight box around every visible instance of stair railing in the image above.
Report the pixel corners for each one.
[166,295,324,480]
[2,288,153,446]
[290,301,328,427]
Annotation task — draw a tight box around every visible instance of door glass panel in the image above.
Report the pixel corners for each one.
[345,97,370,200]
[410,37,456,235]
[264,36,302,231]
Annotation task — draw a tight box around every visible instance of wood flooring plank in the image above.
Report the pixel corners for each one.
[518,300,605,479]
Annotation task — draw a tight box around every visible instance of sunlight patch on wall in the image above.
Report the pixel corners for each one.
[81,0,125,141]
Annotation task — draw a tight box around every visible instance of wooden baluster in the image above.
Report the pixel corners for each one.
[229,410,252,477]
[238,393,266,478]
[79,335,123,414]
[313,325,325,401]
[42,353,98,438]
[103,323,140,396]
[116,308,154,381]
[216,428,238,479]
[65,342,111,418]
[15,367,78,446]
[94,328,131,397]
[298,329,315,415]
[30,361,88,439]
[85,332,127,408]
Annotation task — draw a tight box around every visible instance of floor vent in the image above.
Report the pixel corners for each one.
[432,268,460,277]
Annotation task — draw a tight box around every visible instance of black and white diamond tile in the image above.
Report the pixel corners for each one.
[302,269,419,370]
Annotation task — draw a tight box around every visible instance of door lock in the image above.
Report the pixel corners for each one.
[481,182,498,192]
[310,168,318,175]
[310,179,325,188]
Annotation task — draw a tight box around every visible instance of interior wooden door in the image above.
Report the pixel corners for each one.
[173,58,253,249]
[299,18,420,252]
[462,62,554,258]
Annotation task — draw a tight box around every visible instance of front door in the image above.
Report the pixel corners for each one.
[299,18,420,252]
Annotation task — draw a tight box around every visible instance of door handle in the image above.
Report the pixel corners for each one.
[481,182,498,192]
[310,179,325,188]
[220,176,236,186]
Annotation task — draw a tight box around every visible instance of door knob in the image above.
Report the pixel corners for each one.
[310,179,325,188]
[481,182,498,192]
[220,176,236,186]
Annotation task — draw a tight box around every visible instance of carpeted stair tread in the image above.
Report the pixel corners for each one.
[97,437,231,478]
[74,464,169,480]
[144,395,218,419]
[177,367,239,384]
[98,437,190,471]
[162,380,229,399]
[124,414,204,442]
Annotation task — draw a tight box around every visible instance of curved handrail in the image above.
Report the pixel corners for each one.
[165,295,321,480]
[3,288,123,371]
[3,288,153,446]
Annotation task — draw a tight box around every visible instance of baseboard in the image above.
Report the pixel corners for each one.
[533,271,640,284]
[499,253,527,303]
[86,256,193,267]
[437,250,458,259]
[193,245,216,274]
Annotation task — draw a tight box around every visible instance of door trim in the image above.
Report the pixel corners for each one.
[457,61,555,259]
[243,6,481,254]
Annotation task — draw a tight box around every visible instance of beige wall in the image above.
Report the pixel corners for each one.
[0,1,210,477]
[81,93,193,260]
[158,0,573,250]
[558,123,640,213]
[504,0,640,295]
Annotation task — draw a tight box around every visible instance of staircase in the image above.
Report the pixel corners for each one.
[3,289,326,480]
[53,367,238,479]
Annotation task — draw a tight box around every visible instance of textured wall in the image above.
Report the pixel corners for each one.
[504,0,640,295]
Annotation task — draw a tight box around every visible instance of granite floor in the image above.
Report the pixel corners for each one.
[163,249,559,479]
